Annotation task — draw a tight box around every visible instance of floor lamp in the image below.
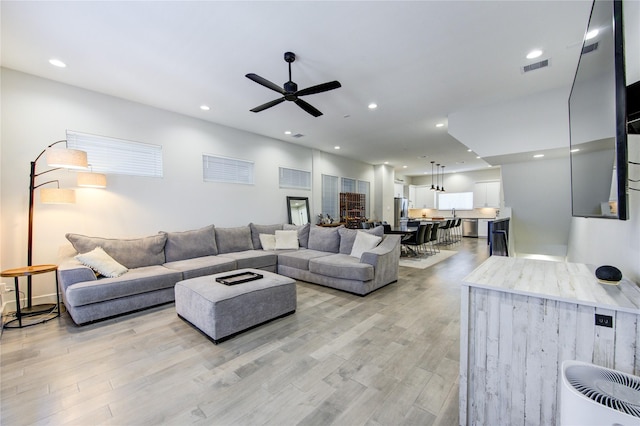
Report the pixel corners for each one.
[25,140,89,314]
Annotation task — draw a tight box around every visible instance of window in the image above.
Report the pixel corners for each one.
[321,174,339,219]
[66,130,163,177]
[357,180,371,217]
[279,167,311,190]
[203,154,254,184]
[341,177,356,193]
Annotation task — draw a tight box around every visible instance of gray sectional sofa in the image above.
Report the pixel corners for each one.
[58,223,401,325]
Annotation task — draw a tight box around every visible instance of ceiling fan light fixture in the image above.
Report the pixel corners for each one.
[246,51,341,117]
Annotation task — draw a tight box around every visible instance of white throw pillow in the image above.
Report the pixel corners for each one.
[259,233,277,251]
[75,246,128,278]
[275,230,299,250]
[350,232,382,258]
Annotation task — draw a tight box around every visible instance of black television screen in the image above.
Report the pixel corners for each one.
[569,0,628,220]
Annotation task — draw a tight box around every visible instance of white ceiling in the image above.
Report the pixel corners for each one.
[0,0,593,176]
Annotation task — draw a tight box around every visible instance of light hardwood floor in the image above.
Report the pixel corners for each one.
[1,238,489,426]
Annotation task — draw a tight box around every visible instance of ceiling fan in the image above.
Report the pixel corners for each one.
[246,52,341,117]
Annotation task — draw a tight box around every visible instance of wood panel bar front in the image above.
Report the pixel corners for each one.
[460,256,640,425]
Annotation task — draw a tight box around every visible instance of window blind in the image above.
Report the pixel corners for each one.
[66,130,163,177]
[321,174,339,219]
[279,167,311,190]
[203,154,254,184]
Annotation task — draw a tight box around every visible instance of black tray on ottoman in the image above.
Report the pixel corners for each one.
[215,271,263,286]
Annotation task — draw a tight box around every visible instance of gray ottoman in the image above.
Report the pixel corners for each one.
[174,268,296,343]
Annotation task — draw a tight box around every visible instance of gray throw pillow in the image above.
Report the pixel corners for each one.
[215,226,254,254]
[249,223,283,249]
[307,225,343,253]
[161,224,217,262]
[66,233,167,269]
[338,226,384,254]
[283,223,310,248]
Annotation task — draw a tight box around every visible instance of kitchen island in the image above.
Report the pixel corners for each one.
[460,256,640,425]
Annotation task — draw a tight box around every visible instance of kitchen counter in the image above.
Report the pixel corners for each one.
[460,256,640,425]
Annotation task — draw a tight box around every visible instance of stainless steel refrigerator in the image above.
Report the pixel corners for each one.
[394,197,408,228]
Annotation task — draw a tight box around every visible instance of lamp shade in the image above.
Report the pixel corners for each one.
[77,172,107,188]
[40,188,76,204]
[45,148,88,169]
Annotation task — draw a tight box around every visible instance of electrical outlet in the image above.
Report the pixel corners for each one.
[595,314,613,328]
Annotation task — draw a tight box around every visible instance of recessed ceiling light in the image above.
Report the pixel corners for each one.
[200,105,210,111]
[526,49,543,59]
[467,149,473,152]
[403,165,408,169]
[384,161,389,164]
[334,146,340,150]
[570,148,580,153]
[49,58,66,68]
[585,29,599,40]
[533,154,545,158]
[476,156,481,159]
[284,131,292,135]
[368,103,378,109]
[436,123,444,128]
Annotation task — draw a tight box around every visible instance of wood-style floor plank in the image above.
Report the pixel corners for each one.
[1,238,488,425]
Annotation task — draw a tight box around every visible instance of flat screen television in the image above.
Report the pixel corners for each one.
[569,0,628,220]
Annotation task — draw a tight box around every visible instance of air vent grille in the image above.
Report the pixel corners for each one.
[292,133,305,138]
[582,42,599,54]
[565,364,640,418]
[522,59,549,73]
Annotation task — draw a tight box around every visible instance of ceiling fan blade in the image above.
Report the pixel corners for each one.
[250,97,285,113]
[296,81,341,97]
[246,73,285,95]
[294,99,323,117]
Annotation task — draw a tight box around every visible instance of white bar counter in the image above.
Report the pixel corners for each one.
[460,256,640,425]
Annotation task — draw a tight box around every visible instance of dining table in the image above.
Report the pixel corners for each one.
[384,226,418,256]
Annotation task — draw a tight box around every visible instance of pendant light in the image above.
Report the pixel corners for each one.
[430,161,436,191]
[441,165,446,192]
[435,164,440,191]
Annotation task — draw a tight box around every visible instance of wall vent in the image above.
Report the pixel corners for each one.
[522,59,549,73]
[582,42,599,55]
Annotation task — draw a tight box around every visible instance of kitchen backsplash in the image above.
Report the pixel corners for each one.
[408,208,497,219]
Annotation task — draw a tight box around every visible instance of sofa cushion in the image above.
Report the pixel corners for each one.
[75,247,128,278]
[350,232,382,258]
[307,225,343,253]
[66,233,167,269]
[283,223,310,248]
[275,230,299,250]
[163,255,236,280]
[215,226,254,254]
[217,250,278,270]
[277,249,331,271]
[338,226,384,254]
[250,223,284,249]
[259,234,277,251]
[161,224,217,262]
[64,265,181,307]
[309,254,375,282]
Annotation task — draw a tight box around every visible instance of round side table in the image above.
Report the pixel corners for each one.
[1,264,60,328]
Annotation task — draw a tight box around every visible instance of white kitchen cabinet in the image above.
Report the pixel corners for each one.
[394,183,404,198]
[414,185,435,208]
[473,181,501,208]
[408,185,416,208]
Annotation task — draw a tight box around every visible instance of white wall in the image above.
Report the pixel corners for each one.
[501,157,572,257]
[0,68,373,299]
